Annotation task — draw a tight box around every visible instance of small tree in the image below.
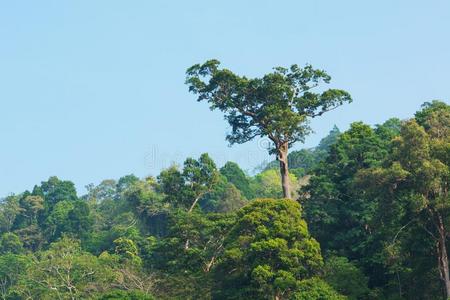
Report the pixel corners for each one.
[186,60,351,198]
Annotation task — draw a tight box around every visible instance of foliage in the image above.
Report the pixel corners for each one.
[252,169,299,199]
[16,237,116,299]
[220,161,254,199]
[0,100,448,299]
[95,289,155,300]
[158,153,219,212]
[186,60,351,151]
[292,278,347,300]
[0,232,24,254]
[0,253,30,299]
[302,101,450,299]
[213,198,323,299]
[263,125,341,176]
[323,256,369,300]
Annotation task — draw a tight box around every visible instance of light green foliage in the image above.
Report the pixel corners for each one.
[183,153,220,211]
[293,278,347,300]
[114,237,142,266]
[375,118,402,141]
[123,178,167,219]
[414,100,449,129]
[252,169,298,199]
[213,198,323,299]
[0,232,24,254]
[117,174,140,194]
[157,165,186,206]
[14,224,44,251]
[44,200,74,239]
[16,237,116,299]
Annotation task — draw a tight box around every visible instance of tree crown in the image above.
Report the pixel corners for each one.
[186,60,352,152]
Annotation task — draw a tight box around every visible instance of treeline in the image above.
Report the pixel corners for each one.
[0,100,448,299]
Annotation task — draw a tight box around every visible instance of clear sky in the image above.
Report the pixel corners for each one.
[1,0,449,196]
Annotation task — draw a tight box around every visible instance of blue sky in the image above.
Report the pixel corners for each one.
[1,0,449,196]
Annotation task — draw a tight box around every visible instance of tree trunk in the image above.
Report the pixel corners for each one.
[188,196,201,213]
[278,142,291,199]
[436,213,450,299]
[185,195,203,250]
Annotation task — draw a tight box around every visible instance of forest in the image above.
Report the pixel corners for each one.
[0,62,449,300]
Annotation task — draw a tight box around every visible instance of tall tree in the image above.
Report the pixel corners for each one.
[186,60,352,198]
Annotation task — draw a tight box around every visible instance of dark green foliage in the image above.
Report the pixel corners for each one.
[0,253,30,299]
[67,200,94,238]
[317,125,341,152]
[323,256,369,300]
[157,166,186,206]
[38,176,78,207]
[375,118,402,141]
[43,199,93,242]
[157,153,219,212]
[302,122,390,261]
[117,174,140,194]
[214,183,247,213]
[200,174,247,213]
[220,161,254,199]
[302,101,450,300]
[152,210,236,299]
